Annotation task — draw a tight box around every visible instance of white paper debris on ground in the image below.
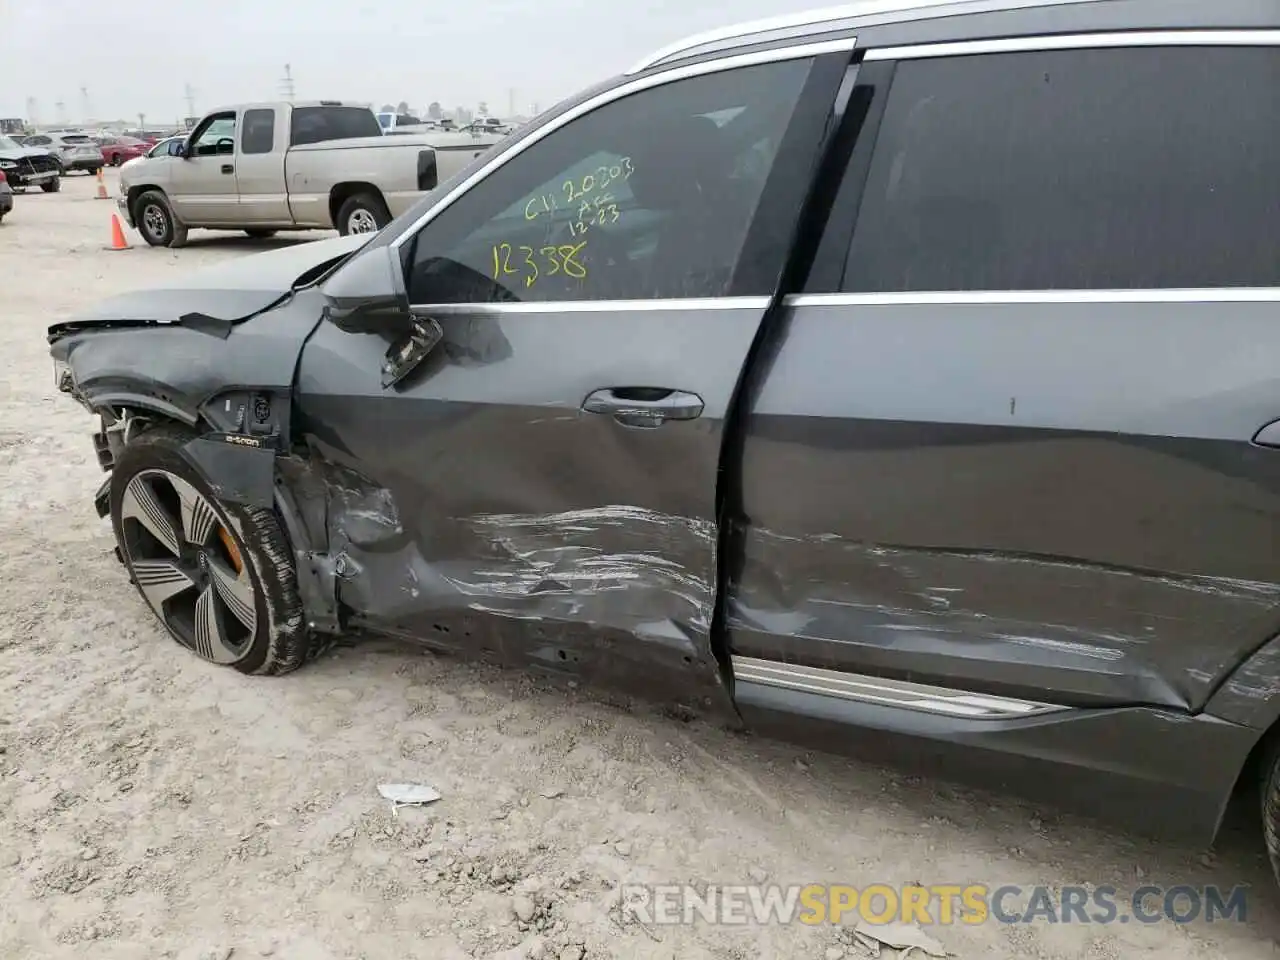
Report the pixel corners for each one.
[377,782,442,815]
[853,920,947,957]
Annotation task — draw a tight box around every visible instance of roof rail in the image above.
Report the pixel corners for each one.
[626,1,948,74]
[625,0,1099,74]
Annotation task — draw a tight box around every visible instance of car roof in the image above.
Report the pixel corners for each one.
[629,0,1280,73]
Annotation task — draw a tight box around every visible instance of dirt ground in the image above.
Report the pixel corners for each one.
[2,172,1279,960]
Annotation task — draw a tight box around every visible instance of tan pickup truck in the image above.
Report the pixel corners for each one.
[117,101,440,247]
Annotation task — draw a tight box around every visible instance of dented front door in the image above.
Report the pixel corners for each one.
[293,47,847,701]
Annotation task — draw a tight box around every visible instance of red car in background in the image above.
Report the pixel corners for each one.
[98,136,151,166]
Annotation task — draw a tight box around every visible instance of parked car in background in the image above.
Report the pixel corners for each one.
[22,132,104,174]
[46,0,1280,893]
[0,135,61,192]
[116,100,441,245]
[142,137,184,159]
[98,136,151,166]
[0,170,13,221]
[378,114,506,177]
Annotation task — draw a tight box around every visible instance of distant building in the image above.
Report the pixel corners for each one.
[0,118,26,135]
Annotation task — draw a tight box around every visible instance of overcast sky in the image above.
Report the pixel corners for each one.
[2,0,830,124]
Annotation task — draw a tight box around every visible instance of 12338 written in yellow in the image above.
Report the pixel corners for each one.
[491,241,589,289]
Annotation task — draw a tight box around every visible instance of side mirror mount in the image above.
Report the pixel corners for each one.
[321,244,443,388]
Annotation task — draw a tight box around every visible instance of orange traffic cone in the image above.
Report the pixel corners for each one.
[95,167,109,200]
[106,214,129,251]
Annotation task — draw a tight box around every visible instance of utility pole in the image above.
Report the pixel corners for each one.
[55,100,67,125]
[279,64,296,101]
[138,112,146,132]
[184,83,196,119]
[79,86,92,124]
[25,97,38,125]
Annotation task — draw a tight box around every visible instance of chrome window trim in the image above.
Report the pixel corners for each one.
[410,297,773,315]
[389,36,856,255]
[786,289,1280,307]
[865,29,1280,61]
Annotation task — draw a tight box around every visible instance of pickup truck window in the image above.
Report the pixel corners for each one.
[842,45,1280,292]
[241,109,275,155]
[404,58,814,304]
[192,115,237,157]
[290,106,382,146]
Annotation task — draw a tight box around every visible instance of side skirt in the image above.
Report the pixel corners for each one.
[732,656,1258,844]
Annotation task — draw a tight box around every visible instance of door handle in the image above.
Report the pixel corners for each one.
[582,387,704,428]
[221,164,234,174]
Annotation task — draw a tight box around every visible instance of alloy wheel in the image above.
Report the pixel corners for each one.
[347,209,379,234]
[141,203,168,242]
[118,469,258,664]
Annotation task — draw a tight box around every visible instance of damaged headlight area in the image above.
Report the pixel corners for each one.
[52,357,74,394]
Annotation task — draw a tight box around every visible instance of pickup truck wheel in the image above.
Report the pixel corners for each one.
[41,177,60,193]
[135,190,188,248]
[337,192,391,236]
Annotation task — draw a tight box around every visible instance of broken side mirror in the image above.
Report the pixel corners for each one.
[381,315,444,388]
[321,243,416,335]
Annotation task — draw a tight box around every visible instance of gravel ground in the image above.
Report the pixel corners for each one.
[2,172,1280,960]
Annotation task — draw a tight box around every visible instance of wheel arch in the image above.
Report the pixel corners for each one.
[126,183,172,220]
[91,392,198,428]
[1203,631,1280,838]
[88,398,342,636]
[328,181,386,227]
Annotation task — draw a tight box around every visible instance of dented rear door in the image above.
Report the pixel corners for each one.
[293,45,851,695]
[729,42,1280,713]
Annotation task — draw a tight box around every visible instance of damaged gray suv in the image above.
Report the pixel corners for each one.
[47,0,1280,887]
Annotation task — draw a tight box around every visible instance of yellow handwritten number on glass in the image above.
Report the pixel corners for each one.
[519,246,539,288]
[491,242,518,279]
[559,242,588,279]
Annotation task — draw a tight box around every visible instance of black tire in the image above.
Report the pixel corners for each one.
[110,154,122,167]
[133,189,187,247]
[336,191,391,236]
[109,425,316,676]
[1262,742,1280,889]
[41,177,60,193]
[245,228,278,239]
[88,166,102,177]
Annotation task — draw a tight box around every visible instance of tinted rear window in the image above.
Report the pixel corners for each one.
[61,135,92,143]
[290,107,382,146]
[842,45,1280,292]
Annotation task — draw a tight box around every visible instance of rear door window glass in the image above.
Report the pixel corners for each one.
[843,45,1280,292]
[241,109,275,154]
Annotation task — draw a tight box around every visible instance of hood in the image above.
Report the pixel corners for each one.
[0,146,56,161]
[48,232,371,342]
